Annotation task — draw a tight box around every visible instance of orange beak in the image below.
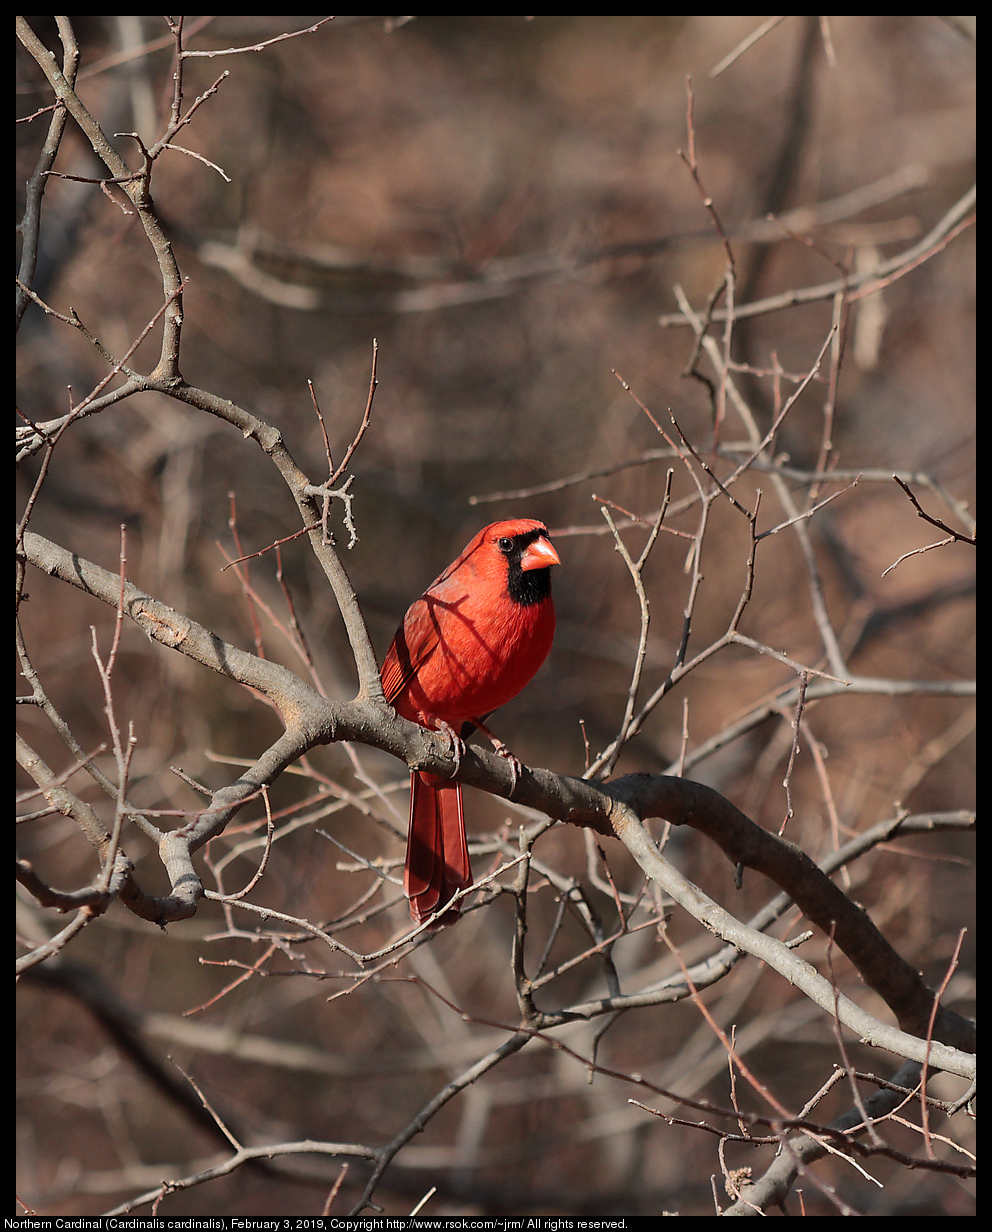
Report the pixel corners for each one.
[520,535,561,571]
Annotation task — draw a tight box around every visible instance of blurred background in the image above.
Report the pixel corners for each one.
[17,16,974,1217]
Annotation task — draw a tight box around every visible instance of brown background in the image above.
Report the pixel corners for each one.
[17,16,974,1217]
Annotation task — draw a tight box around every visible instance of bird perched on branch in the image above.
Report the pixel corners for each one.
[381,519,559,924]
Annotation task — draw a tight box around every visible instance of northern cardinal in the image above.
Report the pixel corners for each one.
[381,519,560,924]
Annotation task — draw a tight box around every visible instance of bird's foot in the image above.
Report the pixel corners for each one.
[495,742,523,799]
[473,719,523,798]
[435,720,466,780]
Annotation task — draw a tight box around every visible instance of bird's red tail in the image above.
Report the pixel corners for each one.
[404,772,472,924]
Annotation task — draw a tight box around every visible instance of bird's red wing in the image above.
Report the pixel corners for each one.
[380,598,441,706]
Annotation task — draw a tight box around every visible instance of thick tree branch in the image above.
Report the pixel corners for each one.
[16,17,79,327]
[16,16,184,375]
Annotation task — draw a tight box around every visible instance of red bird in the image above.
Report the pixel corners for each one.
[381,519,559,924]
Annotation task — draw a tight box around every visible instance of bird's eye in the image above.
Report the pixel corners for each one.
[497,537,514,553]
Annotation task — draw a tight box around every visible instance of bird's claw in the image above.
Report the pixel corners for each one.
[491,738,523,799]
[471,717,524,799]
[435,720,466,780]
[492,739,517,798]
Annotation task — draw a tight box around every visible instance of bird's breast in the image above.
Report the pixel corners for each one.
[402,590,554,726]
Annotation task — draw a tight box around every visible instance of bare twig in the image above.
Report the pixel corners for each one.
[709,16,788,77]
[179,17,336,58]
[660,185,976,326]
[678,77,735,271]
